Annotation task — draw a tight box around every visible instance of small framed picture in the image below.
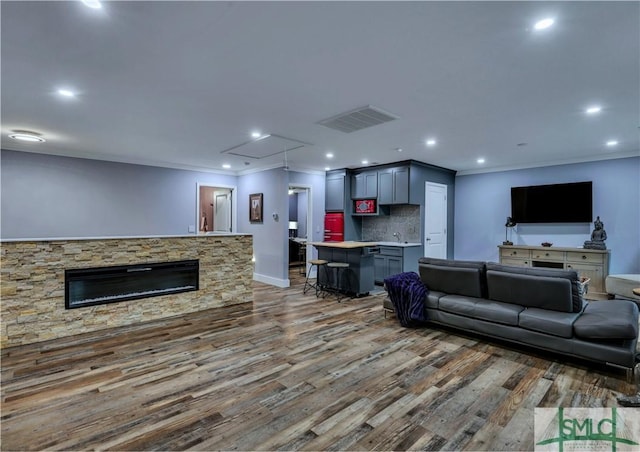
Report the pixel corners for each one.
[249,193,263,223]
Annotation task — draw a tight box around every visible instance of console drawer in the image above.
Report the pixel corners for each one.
[500,248,530,259]
[501,257,530,267]
[531,250,564,261]
[566,251,604,264]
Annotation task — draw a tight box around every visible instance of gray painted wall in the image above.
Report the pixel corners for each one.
[1,150,327,287]
[0,150,237,238]
[237,167,289,284]
[454,157,640,274]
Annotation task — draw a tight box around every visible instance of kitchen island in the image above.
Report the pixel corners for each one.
[310,241,379,296]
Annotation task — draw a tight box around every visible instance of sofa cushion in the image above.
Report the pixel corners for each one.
[487,270,573,312]
[419,258,486,298]
[573,300,639,340]
[519,307,582,338]
[486,263,582,312]
[474,299,524,326]
[439,295,523,326]
[426,290,446,309]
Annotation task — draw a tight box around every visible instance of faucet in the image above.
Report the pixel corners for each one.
[392,232,401,242]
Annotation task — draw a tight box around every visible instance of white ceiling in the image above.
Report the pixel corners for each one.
[1,1,638,175]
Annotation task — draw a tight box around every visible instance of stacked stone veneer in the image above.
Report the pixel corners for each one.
[0,235,253,348]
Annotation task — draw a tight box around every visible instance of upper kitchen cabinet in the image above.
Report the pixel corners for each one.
[378,166,409,204]
[351,171,378,199]
[325,170,346,211]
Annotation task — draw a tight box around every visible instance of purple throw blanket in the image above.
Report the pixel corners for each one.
[384,272,429,327]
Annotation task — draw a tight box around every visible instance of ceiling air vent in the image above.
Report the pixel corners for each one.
[318,105,399,133]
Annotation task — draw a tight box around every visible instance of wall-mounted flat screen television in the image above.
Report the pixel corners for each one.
[510,181,592,223]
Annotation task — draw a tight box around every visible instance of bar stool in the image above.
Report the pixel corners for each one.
[303,259,328,297]
[298,244,307,275]
[326,262,349,301]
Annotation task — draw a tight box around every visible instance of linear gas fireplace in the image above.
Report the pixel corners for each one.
[65,260,199,309]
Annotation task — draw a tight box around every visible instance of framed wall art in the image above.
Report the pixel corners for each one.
[249,193,263,223]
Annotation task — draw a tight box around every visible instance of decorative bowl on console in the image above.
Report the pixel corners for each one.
[541,242,553,247]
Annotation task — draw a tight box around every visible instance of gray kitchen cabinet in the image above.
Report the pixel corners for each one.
[374,245,422,284]
[325,171,345,211]
[378,166,409,204]
[351,171,378,199]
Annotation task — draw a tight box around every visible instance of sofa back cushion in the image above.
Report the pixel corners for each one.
[418,257,486,298]
[486,263,582,312]
[487,271,573,312]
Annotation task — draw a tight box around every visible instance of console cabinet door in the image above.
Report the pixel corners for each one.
[566,263,603,293]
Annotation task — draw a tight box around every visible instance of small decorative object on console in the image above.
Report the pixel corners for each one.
[503,216,517,245]
[541,242,553,247]
[584,216,607,250]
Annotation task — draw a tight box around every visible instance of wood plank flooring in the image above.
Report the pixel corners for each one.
[1,269,635,451]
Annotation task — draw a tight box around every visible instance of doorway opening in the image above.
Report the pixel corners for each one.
[196,184,234,233]
[288,185,311,277]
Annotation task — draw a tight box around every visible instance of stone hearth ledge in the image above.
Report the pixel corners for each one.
[0,234,253,348]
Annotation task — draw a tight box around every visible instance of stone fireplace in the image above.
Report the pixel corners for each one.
[1,234,253,348]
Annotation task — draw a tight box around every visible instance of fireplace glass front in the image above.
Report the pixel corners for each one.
[65,260,199,309]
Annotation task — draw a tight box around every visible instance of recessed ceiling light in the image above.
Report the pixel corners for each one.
[222,164,231,169]
[251,131,262,139]
[585,106,602,115]
[324,167,331,171]
[326,152,334,159]
[9,132,46,143]
[57,88,76,98]
[477,158,485,164]
[534,18,555,30]
[82,0,102,9]
[396,148,403,153]
[606,140,619,147]
[362,160,369,165]
[426,139,437,147]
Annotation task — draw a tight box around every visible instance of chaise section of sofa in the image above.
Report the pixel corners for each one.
[406,258,640,375]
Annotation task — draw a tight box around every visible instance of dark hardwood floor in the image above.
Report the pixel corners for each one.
[1,268,635,451]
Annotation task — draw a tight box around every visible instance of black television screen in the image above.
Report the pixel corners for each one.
[510,181,592,223]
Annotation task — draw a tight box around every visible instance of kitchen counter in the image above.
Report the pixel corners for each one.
[311,241,421,248]
[310,241,374,249]
[311,242,377,296]
[374,241,421,247]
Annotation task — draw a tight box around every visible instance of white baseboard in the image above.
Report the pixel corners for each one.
[253,272,289,288]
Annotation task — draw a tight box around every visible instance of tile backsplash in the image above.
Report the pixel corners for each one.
[362,205,421,242]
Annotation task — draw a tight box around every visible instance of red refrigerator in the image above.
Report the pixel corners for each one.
[324,213,344,242]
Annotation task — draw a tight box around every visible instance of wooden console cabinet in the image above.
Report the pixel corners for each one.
[498,245,610,295]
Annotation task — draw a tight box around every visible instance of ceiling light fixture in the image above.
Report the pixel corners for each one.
[324,167,331,171]
[396,148,403,152]
[57,88,76,98]
[362,160,369,165]
[222,164,231,169]
[426,139,437,147]
[326,152,334,159]
[534,18,555,30]
[606,140,619,147]
[477,158,485,164]
[251,131,262,139]
[82,0,102,9]
[9,132,46,143]
[585,106,602,115]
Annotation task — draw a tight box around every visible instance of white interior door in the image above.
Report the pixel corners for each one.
[214,191,231,232]
[424,182,447,258]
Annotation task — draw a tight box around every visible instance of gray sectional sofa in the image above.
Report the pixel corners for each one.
[387,257,639,376]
